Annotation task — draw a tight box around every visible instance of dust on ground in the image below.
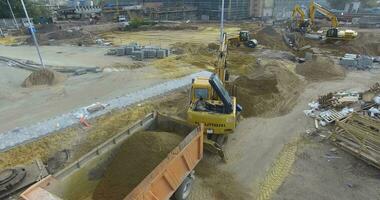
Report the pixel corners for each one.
[28,29,94,46]
[110,62,146,70]
[93,131,183,200]
[100,25,241,48]
[295,55,346,81]
[234,60,305,117]
[151,42,216,79]
[152,42,258,79]
[0,36,19,46]
[22,69,65,87]
[274,135,380,200]
[190,157,252,200]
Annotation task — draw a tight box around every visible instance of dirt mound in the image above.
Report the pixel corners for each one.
[296,56,345,81]
[253,26,289,51]
[93,131,183,200]
[234,61,304,117]
[22,69,64,87]
[342,32,380,56]
[27,29,94,46]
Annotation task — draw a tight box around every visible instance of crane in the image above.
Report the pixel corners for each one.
[309,0,358,40]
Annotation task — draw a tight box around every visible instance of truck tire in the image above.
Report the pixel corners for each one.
[173,176,194,200]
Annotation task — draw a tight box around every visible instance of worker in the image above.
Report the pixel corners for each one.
[194,97,207,111]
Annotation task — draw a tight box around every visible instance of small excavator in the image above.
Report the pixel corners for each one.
[290,4,310,34]
[228,31,258,48]
[187,33,242,160]
[309,0,358,40]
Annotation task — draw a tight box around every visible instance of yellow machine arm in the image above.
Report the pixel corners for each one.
[214,33,228,84]
[309,0,339,28]
[292,4,306,24]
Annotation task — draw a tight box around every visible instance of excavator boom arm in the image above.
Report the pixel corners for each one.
[214,33,228,84]
[309,0,339,28]
[292,4,305,22]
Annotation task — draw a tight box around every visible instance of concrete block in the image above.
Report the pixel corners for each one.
[305,52,313,61]
[340,57,357,67]
[125,47,134,55]
[132,50,143,61]
[156,50,166,59]
[116,48,126,56]
[142,49,157,59]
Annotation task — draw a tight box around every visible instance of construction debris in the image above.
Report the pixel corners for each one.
[305,83,380,125]
[339,53,378,70]
[332,113,380,169]
[305,83,380,169]
[107,43,170,60]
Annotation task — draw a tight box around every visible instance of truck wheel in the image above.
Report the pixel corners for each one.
[173,176,194,200]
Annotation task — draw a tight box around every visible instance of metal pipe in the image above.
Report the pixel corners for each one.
[20,0,45,68]
[7,0,20,30]
[220,0,224,43]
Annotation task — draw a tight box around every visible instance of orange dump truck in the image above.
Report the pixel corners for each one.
[20,112,203,200]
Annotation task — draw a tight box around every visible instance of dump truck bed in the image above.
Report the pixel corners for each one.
[20,112,203,200]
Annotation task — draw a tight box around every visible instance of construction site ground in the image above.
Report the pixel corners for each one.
[1,22,380,200]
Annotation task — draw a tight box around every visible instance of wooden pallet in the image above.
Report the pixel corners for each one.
[332,113,380,169]
[319,109,347,123]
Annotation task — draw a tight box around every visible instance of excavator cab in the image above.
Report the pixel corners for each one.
[326,28,339,38]
[239,31,250,42]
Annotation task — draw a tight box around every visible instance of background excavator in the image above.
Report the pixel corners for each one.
[187,33,242,160]
[228,31,258,48]
[290,4,310,34]
[309,0,358,40]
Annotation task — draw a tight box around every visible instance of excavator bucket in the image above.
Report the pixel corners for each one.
[203,138,227,162]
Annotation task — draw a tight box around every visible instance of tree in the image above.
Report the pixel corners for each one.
[0,0,49,19]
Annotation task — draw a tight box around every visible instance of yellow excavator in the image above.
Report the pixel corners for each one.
[187,33,242,160]
[291,4,310,34]
[228,31,258,48]
[309,0,358,40]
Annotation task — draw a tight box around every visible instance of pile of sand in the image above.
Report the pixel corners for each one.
[22,69,65,87]
[253,26,289,51]
[27,29,94,46]
[295,56,345,81]
[93,131,183,200]
[234,61,304,117]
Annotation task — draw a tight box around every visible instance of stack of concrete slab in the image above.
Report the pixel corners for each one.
[132,51,143,61]
[109,42,170,60]
[116,48,126,56]
[339,54,374,69]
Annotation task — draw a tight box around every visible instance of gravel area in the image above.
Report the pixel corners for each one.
[0,71,211,151]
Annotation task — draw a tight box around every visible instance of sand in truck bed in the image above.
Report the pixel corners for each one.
[93,131,183,200]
